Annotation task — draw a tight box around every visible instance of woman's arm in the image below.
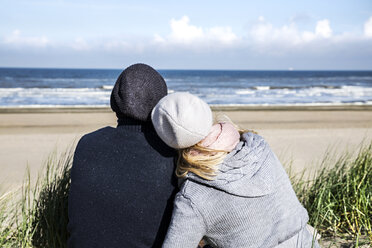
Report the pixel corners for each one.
[162,194,206,248]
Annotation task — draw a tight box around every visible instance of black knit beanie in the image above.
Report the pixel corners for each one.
[110,63,167,121]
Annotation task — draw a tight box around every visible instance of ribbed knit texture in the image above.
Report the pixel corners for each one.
[68,119,177,248]
[163,132,320,248]
[111,63,168,121]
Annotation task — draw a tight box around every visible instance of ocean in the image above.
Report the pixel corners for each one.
[0,68,372,107]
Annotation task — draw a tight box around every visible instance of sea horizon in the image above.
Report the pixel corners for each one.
[1,67,372,107]
[1,66,372,71]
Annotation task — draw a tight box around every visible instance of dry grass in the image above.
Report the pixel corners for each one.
[0,143,371,247]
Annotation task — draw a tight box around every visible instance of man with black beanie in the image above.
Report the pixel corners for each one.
[68,63,177,248]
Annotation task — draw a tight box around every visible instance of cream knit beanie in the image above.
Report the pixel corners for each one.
[151,92,213,149]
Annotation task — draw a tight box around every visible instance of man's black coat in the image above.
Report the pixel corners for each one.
[68,118,177,248]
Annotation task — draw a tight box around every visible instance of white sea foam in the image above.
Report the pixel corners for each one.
[101,85,114,90]
[100,86,175,93]
[0,87,111,106]
[226,85,372,105]
[0,85,372,106]
[254,86,270,90]
[236,90,254,95]
[0,104,109,108]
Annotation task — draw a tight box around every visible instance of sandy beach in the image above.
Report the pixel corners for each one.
[1,106,372,191]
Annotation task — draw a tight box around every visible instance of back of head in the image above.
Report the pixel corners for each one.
[151,92,245,181]
[111,63,167,121]
[151,92,213,149]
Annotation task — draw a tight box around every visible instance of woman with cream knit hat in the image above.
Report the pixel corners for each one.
[151,92,320,248]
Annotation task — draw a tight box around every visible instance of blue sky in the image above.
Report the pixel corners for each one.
[1,0,372,69]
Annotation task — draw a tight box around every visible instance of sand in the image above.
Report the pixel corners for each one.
[1,107,372,191]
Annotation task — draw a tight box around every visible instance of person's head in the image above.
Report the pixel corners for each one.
[110,63,167,122]
[151,92,242,180]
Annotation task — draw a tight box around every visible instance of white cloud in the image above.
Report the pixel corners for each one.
[154,15,238,47]
[3,30,49,47]
[315,19,332,38]
[301,31,316,42]
[208,26,237,44]
[250,20,302,45]
[249,19,273,43]
[301,19,332,42]
[364,16,372,38]
[168,16,203,44]
[2,15,371,66]
[250,17,333,46]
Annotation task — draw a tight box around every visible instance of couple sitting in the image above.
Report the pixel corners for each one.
[68,64,319,248]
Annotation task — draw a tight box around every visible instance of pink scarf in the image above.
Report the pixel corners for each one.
[198,122,240,152]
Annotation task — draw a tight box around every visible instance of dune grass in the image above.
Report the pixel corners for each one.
[0,143,371,247]
[290,143,372,247]
[0,150,72,248]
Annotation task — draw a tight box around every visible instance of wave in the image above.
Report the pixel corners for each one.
[2,101,372,109]
[0,77,115,81]
[236,85,343,92]
[236,85,371,94]
[100,85,175,93]
[253,86,270,90]
[101,85,114,90]
[0,85,371,106]
[0,87,111,106]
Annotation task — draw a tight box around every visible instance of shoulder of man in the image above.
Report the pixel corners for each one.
[72,126,116,161]
[78,126,115,144]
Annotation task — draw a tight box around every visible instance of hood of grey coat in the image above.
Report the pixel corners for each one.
[184,132,275,197]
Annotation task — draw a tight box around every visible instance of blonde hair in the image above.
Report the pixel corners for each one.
[176,116,257,180]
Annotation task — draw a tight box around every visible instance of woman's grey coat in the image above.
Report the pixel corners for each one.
[162,132,320,248]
